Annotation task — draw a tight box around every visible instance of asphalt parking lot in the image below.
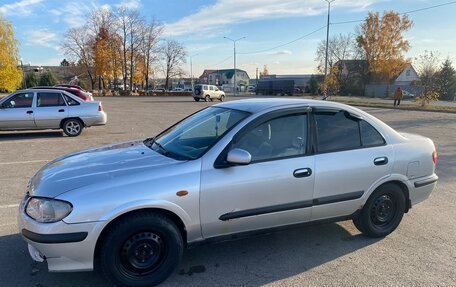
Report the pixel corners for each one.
[0,96,455,286]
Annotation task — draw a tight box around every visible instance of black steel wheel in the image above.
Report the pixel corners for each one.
[99,212,183,287]
[194,98,200,102]
[353,183,405,238]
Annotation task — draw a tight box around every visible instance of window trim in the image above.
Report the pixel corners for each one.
[214,107,312,168]
[311,108,387,155]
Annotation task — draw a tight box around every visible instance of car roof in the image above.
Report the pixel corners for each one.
[214,98,347,113]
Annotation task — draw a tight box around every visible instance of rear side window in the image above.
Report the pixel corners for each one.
[37,93,66,107]
[315,111,361,153]
[315,110,385,153]
[209,86,214,91]
[203,85,208,90]
[64,95,80,106]
[360,120,385,147]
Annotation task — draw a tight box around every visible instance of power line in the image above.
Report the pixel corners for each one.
[209,55,233,67]
[332,0,456,25]
[238,25,327,55]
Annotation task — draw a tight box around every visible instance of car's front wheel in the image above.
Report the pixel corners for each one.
[62,118,83,137]
[99,212,183,287]
[219,94,225,102]
[353,183,405,238]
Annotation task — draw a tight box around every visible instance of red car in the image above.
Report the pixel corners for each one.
[31,86,94,101]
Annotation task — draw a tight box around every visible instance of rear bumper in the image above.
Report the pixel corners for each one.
[410,173,438,206]
[82,112,107,127]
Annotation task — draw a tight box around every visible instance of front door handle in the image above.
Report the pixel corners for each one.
[374,157,388,166]
[293,168,312,178]
[26,110,33,114]
[58,109,65,112]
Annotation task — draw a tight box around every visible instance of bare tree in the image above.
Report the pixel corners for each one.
[61,27,96,89]
[161,39,187,90]
[315,33,356,72]
[140,20,163,89]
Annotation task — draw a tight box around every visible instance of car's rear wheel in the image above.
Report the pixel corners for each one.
[62,118,83,137]
[205,95,211,102]
[193,98,200,102]
[219,95,225,102]
[99,212,183,287]
[353,183,405,237]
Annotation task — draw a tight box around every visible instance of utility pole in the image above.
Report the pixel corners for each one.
[256,67,259,83]
[190,53,199,91]
[224,36,245,97]
[20,58,25,89]
[324,0,335,98]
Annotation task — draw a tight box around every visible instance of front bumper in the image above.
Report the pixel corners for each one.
[18,207,104,272]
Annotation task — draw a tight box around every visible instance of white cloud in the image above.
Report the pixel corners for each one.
[116,0,141,10]
[0,0,43,16]
[164,0,381,36]
[26,29,59,50]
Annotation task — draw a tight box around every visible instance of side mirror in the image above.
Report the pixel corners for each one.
[226,148,251,165]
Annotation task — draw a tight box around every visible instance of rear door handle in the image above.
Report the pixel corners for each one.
[58,109,65,112]
[26,110,33,114]
[293,168,312,178]
[374,157,388,166]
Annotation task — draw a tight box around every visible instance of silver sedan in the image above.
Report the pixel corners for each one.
[18,99,438,286]
[0,89,107,136]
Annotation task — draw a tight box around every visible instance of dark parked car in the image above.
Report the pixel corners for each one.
[30,86,93,101]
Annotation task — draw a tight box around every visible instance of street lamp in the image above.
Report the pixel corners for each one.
[224,36,245,97]
[324,0,335,83]
[190,53,199,91]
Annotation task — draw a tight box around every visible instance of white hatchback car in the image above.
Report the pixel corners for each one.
[193,84,225,102]
[19,99,437,286]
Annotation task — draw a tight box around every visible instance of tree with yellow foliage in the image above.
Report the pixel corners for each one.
[0,14,23,92]
[357,11,413,83]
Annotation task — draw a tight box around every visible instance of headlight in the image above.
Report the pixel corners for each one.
[25,198,72,223]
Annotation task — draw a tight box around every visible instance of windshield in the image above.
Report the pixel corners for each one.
[145,107,250,160]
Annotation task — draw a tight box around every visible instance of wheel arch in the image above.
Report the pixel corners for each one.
[60,117,85,128]
[93,207,187,267]
[366,179,411,213]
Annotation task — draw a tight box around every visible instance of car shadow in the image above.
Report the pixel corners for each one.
[0,131,64,141]
[1,222,381,286]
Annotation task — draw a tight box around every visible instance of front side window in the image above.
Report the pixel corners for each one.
[209,86,214,91]
[147,107,250,160]
[2,93,34,108]
[233,114,308,162]
[37,93,66,107]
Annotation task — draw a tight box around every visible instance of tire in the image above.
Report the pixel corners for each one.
[193,98,200,102]
[99,212,183,287]
[219,94,225,102]
[62,118,83,137]
[354,183,406,238]
[205,95,211,102]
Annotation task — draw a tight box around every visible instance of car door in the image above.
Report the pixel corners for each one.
[33,92,69,129]
[200,109,315,238]
[0,92,36,129]
[311,108,393,221]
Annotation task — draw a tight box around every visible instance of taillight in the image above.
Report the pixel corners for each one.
[98,104,103,111]
[432,150,437,165]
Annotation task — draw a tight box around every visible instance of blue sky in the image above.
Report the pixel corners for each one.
[2,0,455,78]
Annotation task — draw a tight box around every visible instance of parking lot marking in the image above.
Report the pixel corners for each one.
[0,203,19,209]
[0,160,48,165]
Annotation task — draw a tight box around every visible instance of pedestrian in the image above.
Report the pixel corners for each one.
[394,87,403,107]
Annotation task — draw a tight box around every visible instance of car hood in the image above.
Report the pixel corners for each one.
[29,140,180,198]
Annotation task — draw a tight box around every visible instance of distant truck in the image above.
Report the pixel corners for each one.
[256,79,294,96]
